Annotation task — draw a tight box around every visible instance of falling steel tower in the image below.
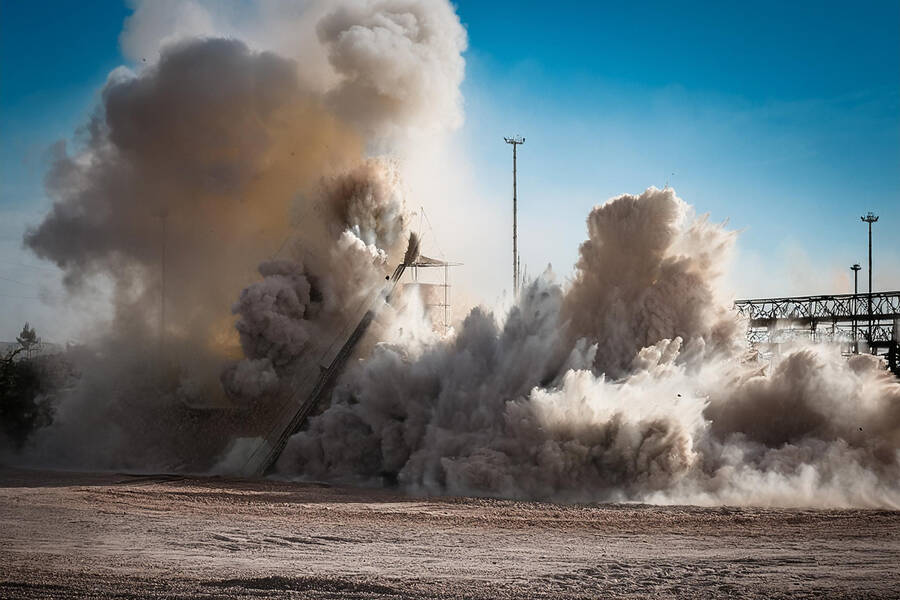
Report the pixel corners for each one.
[861,212,879,350]
[504,135,524,294]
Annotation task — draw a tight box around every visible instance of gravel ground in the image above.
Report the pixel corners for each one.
[1,466,898,599]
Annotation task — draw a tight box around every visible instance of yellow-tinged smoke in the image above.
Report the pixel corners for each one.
[19,0,467,469]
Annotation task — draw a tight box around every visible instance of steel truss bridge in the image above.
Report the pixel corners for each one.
[733,290,900,375]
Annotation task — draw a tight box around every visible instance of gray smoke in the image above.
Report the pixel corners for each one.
[15,0,463,470]
[118,0,467,141]
[277,188,900,508]
[316,0,467,139]
[224,159,410,405]
[13,1,899,509]
[564,189,740,376]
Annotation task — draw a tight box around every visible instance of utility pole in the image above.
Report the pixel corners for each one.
[851,263,861,353]
[861,212,878,351]
[504,135,524,295]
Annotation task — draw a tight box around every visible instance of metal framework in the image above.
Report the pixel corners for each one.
[734,290,900,375]
[245,235,421,476]
[408,255,462,335]
[744,324,896,346]
[734,291,900,329]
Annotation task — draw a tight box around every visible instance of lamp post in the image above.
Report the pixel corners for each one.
[504,135,524,295]
[861,212,878,351]
[851,263,861,353]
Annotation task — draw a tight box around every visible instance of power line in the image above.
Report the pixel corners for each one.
[0,275,35,287]
[420,206,445,259]
[0,260,59,272]
[0,276,61,300]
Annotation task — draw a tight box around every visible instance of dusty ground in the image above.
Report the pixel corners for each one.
[0,467,898,599]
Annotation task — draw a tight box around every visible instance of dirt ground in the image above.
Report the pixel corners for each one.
[1,466,898,599]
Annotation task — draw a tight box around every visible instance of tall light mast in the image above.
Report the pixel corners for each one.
[861,212,878,350]
[504,135,524,294]
[851,263,861,353]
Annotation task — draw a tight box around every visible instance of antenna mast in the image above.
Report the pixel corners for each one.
[504,135,524,295]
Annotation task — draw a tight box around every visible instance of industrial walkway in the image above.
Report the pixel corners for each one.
[734,290,900,374]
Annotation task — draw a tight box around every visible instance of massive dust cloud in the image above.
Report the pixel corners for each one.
[8,1,900,509]
[15,0,463,470]
[283,187,900,508]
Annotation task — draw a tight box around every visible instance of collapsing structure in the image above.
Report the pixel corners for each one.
[242,234,421,476]
[404,254,462,335]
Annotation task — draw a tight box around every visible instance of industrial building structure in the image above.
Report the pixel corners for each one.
[734,291,900,376]
[735,210,898,377]
[403,254,461,335]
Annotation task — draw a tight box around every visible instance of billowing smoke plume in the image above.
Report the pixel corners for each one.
[13,1,899,510]
[27,38,359,340]
[223,160,409,405]
[564,190,740,376]
[316,0,467,138]
[118,0,467,141]
[16,0,465,470]
[279,188,900,508]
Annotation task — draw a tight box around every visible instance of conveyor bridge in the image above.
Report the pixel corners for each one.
[734,290,900,375]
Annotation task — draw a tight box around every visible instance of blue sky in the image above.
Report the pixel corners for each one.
[454,0,899,298]
[1,0,898,340]
[0,1,132,341]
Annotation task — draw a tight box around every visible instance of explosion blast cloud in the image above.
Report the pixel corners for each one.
[7,1,899,509]
[282,188,900,508]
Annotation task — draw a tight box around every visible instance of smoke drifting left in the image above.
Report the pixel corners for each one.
[17,0,467,470]
[10,1,900,512]
[27,39,361,351]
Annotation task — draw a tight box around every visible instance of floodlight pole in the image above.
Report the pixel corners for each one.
[504,135,524,295]
[851,263,861,353]
[861,212,878,351]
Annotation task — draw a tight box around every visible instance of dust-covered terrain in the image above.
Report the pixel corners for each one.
[3,2,899,595]
[1,467,898,599]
